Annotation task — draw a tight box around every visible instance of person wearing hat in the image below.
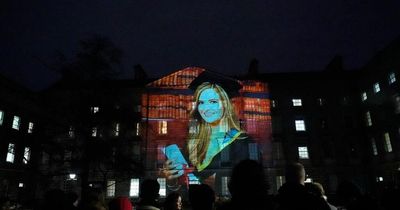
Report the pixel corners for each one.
[162,71,257,189]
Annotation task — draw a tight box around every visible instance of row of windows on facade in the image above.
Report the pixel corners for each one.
[156,143,260,164]
[271,72,397,108]
[361,72,397,102]
[90,105,142,114]
[0,110,35,133]
[67,122,141,138]
[102,174,326,197]
[271,98,325,108]
[102,177,225,198]
[155,119,307,135]
[364,110,396,153]
[5,143,31,164]
[294,127,395,158]
[370,132,394,155]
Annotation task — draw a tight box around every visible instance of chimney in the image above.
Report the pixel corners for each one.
[134,64,147,80]
[248,58,259,76]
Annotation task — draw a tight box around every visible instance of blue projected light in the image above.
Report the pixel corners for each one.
[198,88,223,124]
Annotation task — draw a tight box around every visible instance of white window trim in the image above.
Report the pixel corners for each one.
[107,180,116,197]
[129,178,140,197]
[292,99,302,107]
[12,116,20,130]
[0,110,4,125]
[92,127,98,137]
[157,178,167,197]
[114,123,120,137]
[6,143,15,163]
[91,106,99,114]
[158,120,168,134]
[366,111,372,126]
[298,146,309,159]
[361,92,367,101]
[28,122,34,133]
[295,120,306,131]
[136,123,140,136]
[221,176,230,196]
[373,82,381,93]
[23,147,31,164]
[383,132,393,152]
[389,72,396,84]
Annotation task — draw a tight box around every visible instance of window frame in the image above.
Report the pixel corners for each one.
[295,120,306,131]
[373,82,381,93]
[292,99,302,107]
[298,146,309,159]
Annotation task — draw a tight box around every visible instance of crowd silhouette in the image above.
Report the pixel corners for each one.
[3,160,399,210]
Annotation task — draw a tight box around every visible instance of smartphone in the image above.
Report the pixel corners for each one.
[163,144,187,176]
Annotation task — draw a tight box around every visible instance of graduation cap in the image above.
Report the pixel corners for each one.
[189,70,242,98]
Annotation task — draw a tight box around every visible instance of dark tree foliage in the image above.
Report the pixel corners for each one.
[55,35,123,80]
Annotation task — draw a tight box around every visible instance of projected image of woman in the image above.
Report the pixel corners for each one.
[162,71,257,188]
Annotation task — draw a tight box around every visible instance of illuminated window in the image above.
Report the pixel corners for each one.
[114,123,120,136]
[298,146,309,159]
[158,121,168,134]
[276,176,285,191]
[19,183,24,188]
[371,138,378,156]
[221,176,230,196]
[136,123,140,136]
[389,72,396,84]
[157,178,166,197]
[317,98,324,106]
[292,99,302,107]
[92,127,98,137]
[91,106,99,114]
[366,111,372,126]
[248,143,258,160]
[23,147,31,164]
[6,143,15,163]
[295,120,306,131]
[383,132,393,152]
[68,126,75,138]
[272,100,276,108]
[373,83,381,93]
[107,180,116,197]
[129,178,140,197]
[191,102,196,110]
[28,122,34,133]
[12,116,20,130]
[0,110,4,125]
[361,92,367,101]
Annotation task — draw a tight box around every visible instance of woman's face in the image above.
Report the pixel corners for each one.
[198,88,224,124]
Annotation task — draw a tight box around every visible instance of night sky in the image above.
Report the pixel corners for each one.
[1,0,400,90]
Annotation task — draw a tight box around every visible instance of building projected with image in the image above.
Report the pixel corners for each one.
[141,67,272,194]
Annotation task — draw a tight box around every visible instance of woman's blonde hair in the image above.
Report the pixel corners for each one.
[187,82,241,166]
